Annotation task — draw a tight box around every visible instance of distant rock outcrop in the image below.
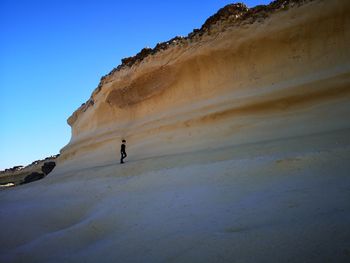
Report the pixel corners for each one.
[0,155,59,187]
[20,162,56,185]
[21,172,45,185]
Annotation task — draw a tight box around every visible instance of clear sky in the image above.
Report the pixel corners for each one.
[0,0,271,170]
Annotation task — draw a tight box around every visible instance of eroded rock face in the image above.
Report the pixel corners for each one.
[59,0,350,170]
[21,172,45,184]
[106,66,177,108]
[0,155,59,187]
[86,0,314,103]
[41,162,56,175]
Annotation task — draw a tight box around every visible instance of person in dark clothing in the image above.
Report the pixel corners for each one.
[120,139,127,164]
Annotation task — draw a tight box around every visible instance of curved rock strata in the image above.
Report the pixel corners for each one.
[59,0,350,170]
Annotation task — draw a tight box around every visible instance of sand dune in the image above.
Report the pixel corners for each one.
[1,0,350,262]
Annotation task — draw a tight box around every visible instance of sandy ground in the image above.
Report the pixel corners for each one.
[1,129,349,263]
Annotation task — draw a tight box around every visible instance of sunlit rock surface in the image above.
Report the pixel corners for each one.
[59,0,350,172]
[1,1,350,262]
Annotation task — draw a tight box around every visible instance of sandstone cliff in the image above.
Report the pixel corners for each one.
[1,1,350,262]
[58,0,350,171]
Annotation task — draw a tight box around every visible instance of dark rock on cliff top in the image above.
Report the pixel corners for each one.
[42,162,56,175]
[21,172,45,184]
[121,47,153,67]
[200,3,249,31]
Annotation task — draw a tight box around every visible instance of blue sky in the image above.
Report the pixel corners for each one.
[0,0,270,170]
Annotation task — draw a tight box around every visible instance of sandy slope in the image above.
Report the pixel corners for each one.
[1,129,350,262]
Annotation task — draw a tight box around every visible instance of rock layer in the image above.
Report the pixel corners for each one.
[59,0,350,171]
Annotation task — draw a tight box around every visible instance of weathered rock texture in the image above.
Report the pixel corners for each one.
[59,0,350,171]
[0,156,58,187]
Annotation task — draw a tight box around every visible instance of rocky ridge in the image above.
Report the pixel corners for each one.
[0,155,59,187]
[70,0,314,124]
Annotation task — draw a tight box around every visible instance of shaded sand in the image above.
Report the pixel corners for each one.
[1,129,350,262]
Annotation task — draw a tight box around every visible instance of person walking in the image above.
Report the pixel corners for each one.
[120,139,127,164]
